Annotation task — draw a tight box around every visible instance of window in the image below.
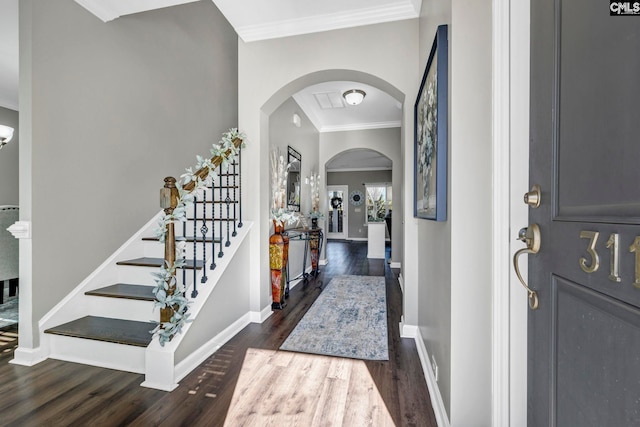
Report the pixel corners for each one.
[365,183,392,223]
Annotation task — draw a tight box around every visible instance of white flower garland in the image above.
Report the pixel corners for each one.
[150,128,246,346]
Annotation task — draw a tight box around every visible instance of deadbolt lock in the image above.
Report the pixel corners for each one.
[524,184,541,208]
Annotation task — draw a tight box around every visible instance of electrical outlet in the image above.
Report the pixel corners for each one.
[431,355,438,382]
[359,228,362,233]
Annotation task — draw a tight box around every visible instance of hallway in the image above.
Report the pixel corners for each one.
[0,241,436,426]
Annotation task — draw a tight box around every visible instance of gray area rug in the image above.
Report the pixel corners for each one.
[280,275,389,360]
[0,287,18,329]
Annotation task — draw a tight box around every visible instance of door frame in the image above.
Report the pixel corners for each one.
[492,0,530,424]
[326,185,348,240]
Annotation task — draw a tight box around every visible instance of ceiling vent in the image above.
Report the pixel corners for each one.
[313,92,344,109]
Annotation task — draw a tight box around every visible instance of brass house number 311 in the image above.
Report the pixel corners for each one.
[579,231,640,287]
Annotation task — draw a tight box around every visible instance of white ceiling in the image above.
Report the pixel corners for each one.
[0,0,415,170]
[293,81,402,133]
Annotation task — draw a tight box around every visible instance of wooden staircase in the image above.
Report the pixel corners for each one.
[39,136,248,387]
[41,216,230,374]
[44,207,238,373]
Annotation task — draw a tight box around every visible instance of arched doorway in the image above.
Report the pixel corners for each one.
[240,60,415,318]
[324,149,394,252]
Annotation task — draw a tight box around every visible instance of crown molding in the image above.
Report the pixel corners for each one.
[237,1,421,42]
[321,120,401,133]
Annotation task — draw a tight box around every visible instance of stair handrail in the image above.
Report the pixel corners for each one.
[151,128,245,346]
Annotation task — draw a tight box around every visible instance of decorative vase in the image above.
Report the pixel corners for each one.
[311,217,318,228]
[283,230,290,299]
[309,229,320,276]
[269,220,288,309]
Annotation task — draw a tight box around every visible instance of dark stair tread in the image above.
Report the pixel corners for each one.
[44,316,154,347]
[85,284,155,301]
[116,257,204,270]
[142,236,222,243]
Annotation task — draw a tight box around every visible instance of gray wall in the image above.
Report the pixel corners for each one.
[239,21,417,312]
[21,0,238,346]
[327,170,392,240]
[418,0,453,416]
[0,106,18,205]
[417,0,493,424]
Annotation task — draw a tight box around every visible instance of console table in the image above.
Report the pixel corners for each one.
[284,227,324,294]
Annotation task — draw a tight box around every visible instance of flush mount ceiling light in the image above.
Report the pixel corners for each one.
[0,125,14,150]
[343,89,366,106]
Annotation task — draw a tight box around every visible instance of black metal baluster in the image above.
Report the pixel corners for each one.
[192,197,198,298]
[210,177,217,270]
[232,159,237,237]
[238,149,243,228]
[225,170,231,247]
[218,166,224,258]
[199,188,208,286]
[182,218,187,297]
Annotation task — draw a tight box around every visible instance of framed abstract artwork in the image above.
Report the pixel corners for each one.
[414,25,448,221]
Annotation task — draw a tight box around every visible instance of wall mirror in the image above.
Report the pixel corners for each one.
[287,146,301,212]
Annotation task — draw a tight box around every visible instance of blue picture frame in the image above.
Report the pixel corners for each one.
[414,25,448,221]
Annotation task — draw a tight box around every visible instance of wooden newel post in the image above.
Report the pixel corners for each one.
[160,176,179,324]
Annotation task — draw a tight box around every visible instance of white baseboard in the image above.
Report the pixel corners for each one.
[319,258,328,266]
[409,325,450,427]
[250,304,273,323]
[390,261,401,269]
[10,346,47,366]
[399,322,417,338]
[174,313,252,384]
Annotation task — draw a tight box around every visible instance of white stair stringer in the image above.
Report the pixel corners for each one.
[142,221,254,391]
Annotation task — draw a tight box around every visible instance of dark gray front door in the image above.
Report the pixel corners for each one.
[529,0,640,425]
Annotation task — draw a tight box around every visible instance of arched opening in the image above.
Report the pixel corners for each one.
[261,70,404,268]
[325,148,393,253]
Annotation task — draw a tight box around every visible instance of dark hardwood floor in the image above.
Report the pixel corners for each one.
[0,241,436,426]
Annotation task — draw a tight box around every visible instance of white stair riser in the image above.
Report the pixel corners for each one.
[48,335,146,374]
[142,240,228,258]
[116,265,207,290]
[86,297,157,322]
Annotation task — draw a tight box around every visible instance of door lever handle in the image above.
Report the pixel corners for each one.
[513,224,541,310]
